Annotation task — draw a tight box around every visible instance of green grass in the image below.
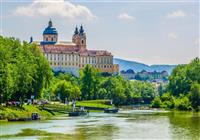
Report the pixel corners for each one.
[42,103,72,114]
[76,100,113,109]
[0,105,54,120]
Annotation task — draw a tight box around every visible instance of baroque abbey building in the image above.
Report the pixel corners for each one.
[33,20,119,77]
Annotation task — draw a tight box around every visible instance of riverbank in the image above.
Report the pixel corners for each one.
[0,105,54,120]
[0,100,113,121]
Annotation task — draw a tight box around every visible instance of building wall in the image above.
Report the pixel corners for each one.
[44,52,80,77]
[43,34,58,42]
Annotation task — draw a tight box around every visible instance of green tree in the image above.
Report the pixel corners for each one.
[53,80,81,103]
[80,65,100,100]
[189,82,200,111]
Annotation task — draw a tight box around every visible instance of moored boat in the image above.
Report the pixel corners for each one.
[68,110,88,116]
[7,113,40,121]
[104,108,119,113]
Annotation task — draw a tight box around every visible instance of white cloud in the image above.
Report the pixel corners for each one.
[169,33,178,39]
[167,10,186,18]
[195,38,200,45]
[12,0,96,21]
[118,12,135,21]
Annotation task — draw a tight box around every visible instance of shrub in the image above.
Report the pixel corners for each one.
[151,97,162,108]
[174,96,191,111]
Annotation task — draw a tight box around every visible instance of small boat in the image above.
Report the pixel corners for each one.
[31,112,40,120]
[68,110,88,116]
[68,106,88,117]
[7,113,40,122]
[104,108,119,113]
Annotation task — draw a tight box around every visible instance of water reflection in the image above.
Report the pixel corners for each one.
[0,110,199,140]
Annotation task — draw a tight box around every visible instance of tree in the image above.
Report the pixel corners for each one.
[53,80,81,103]
[101,77,126,105]
[0,36,53,104]
[168,65,191,96]
[189,82,200,111]
[80,65,100,100]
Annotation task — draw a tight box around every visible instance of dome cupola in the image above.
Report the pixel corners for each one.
[41,19,58,45]
[43,19,58,35]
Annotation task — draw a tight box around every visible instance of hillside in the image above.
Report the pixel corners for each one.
[113,58,176,73]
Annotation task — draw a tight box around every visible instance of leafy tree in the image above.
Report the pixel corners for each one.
[189,82,200,111]
[53,80,81,103]
[101,77,126,105]
[0,36,53,104]
[80,65,100,100]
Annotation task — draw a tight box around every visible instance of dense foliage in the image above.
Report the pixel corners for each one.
[44,65,157,106]
[0,36,53,104]
[151,58,200,111]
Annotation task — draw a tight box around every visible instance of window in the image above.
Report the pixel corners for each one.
[51,37,53,41]
[82,40,84,44]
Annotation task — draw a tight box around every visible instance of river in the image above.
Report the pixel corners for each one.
[0,110,200,140]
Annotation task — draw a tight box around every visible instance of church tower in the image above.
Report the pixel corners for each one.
[41,19,58,45]
[72,25,87,51]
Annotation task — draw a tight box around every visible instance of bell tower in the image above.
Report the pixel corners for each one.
[72,25,87,51]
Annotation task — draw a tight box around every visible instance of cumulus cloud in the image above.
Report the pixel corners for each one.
[118,12,135,20]
[167,10,186,18]
[12,0,96,21]
[169,33,178,39]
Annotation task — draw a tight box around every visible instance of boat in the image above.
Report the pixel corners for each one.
[104,108,119,113]
[68,110,88,116]
[7,113,40,121]
[68,106,88,116]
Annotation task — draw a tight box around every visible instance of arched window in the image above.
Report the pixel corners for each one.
[82,40,84,44]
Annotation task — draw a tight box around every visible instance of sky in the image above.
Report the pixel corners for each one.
[0,0,199,65]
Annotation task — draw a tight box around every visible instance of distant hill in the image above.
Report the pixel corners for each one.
[113,58,177,74]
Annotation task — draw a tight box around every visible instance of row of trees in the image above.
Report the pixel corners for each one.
[0,36,53,105]
[151,58,200,111]
[49,65,157,106]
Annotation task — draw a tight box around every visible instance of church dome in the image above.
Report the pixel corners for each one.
[43,20,58,35]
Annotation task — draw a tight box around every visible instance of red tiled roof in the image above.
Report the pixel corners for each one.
[41,44,79,53]
[40,44,112,56]
[80,50,112,56]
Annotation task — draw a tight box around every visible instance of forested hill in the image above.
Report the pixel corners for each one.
[114,58,176,73]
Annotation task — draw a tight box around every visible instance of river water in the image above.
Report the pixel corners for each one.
[0,110,200,140]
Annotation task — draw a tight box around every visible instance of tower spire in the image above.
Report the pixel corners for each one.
[79,24,84,34]
[74,25,79,35]
[48,18,52,27]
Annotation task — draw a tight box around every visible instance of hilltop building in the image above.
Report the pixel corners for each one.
[33,20,119,77]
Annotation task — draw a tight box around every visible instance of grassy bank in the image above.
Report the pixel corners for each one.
[0,105,54,120]
[76,100,113,109]
[0,100,113,120]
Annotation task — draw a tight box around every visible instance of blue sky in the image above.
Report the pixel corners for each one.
[0,0,199,65]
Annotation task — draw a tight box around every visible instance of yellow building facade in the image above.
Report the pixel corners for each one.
[33,20,119,77]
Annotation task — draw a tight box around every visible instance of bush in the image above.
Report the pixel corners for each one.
[161,100,174,109]
[174,96,191,111]
[151,97,162,108]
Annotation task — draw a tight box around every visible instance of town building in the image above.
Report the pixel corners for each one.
[33,20,119,77]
